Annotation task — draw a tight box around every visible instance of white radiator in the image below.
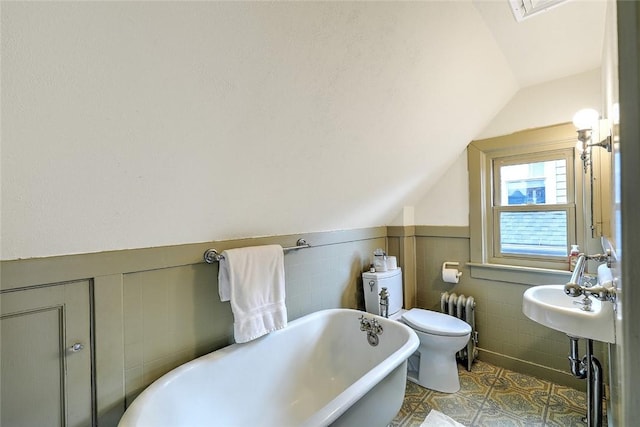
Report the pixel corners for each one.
[440,292,478,371]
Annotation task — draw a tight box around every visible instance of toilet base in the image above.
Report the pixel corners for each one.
[407,348,461,393]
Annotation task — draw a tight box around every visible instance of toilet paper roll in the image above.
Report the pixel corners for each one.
[442,268,461,283]
[442,262,462,284]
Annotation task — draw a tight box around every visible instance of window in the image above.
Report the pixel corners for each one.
[493,152,574,260]
[468,123,585,271]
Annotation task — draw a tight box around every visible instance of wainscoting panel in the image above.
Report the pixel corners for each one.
[1,227,386,426]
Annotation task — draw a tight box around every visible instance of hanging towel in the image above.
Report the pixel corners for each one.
[218,244,287,343]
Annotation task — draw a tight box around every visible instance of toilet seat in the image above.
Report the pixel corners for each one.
[402,308,471,337]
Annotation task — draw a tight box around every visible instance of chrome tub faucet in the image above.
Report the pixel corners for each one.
[359,315,383,346]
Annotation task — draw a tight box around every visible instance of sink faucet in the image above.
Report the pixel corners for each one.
[564,250,616,302]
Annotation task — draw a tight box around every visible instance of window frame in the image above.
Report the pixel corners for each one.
[468,123,586,271]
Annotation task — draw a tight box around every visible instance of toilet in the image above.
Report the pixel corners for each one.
[362,268,471,393]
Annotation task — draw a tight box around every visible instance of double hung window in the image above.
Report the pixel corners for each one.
[469,123,583,271]
[493,150,575,260]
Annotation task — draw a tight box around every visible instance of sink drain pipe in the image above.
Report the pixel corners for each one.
[568,336,603,427]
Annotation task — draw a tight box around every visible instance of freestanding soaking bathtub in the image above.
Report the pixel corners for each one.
[118,308,419,427]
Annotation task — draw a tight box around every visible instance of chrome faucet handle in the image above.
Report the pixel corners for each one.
[585,285,617,302]
[358,315,369,331]
[573,296,593,311]
[564,283,584,297]
[566,283,616,302]
[370,319,383,335]
[586,249,613,267]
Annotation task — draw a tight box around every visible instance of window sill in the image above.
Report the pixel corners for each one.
[467,262,572,286]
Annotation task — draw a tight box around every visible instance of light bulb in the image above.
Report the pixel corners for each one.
[572,108,599,130]
[611,103,620,125]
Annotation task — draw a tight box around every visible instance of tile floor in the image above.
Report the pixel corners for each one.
[390,360,600,427]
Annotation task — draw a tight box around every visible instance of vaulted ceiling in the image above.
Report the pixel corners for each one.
[0,1,609,258]
[473,0,606,88]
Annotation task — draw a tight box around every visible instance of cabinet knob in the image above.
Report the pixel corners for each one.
[69,343,84,352]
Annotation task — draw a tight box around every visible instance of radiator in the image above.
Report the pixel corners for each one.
[440,292,478,371]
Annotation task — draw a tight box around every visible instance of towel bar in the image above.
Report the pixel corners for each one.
[203,239,311,264]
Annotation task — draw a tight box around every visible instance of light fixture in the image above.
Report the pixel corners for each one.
[573,108,612,172]
[573,108,613,238]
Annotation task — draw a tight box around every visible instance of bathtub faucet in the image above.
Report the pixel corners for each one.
[358,315,383,335]
[359,315,383,347]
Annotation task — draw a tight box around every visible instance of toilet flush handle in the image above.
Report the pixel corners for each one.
[369,280,375,291]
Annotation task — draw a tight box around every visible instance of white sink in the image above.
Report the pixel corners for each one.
[523,285,615,343]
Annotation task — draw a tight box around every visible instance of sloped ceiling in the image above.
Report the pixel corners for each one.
[472,0,606,88]
[0,1,607,259]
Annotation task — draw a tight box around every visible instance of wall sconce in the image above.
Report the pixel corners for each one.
[573,108,612,237]
[573,108,612,173]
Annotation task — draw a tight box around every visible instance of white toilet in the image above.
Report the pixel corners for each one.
[362,268,471,393]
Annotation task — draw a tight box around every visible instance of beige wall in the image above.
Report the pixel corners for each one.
[412,69,602,227]
[1,1,517,261]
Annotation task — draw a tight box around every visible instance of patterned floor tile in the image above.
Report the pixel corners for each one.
[485,385,547,419]
[404,380,431,400]
[410,399,435,419]
[391,360,597,427]
[455,374,492,401]
[393,398,417,421]
[549,383,587,411]
[544,407,588,427]
[463,359,502,377]
[499,370,552,392]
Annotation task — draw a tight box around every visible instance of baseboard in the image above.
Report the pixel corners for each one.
[477,348,588,391]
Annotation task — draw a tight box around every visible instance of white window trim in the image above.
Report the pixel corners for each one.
[468,123,587,276]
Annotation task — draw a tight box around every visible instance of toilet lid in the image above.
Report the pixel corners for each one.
[402,308,471,337]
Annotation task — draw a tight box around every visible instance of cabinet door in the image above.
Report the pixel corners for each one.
[1,280,92,427]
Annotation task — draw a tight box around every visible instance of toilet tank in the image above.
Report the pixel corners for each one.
[362,268,403,316]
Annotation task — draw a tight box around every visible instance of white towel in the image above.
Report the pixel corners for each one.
[420,410,466,427]
[218,244,287,343]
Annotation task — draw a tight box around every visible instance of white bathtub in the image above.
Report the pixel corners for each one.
[118,308,419,427]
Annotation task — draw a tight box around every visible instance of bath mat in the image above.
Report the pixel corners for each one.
[420,409,466,427]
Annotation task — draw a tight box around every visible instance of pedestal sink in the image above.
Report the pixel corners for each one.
[522,285,615,343]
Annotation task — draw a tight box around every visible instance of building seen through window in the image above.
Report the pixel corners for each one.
[497,158,569,257]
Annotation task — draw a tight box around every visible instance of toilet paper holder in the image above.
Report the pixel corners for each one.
[442,262,463,283]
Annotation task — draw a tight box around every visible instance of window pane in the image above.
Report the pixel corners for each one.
[499,159,567,206]
[499,211,567,256]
